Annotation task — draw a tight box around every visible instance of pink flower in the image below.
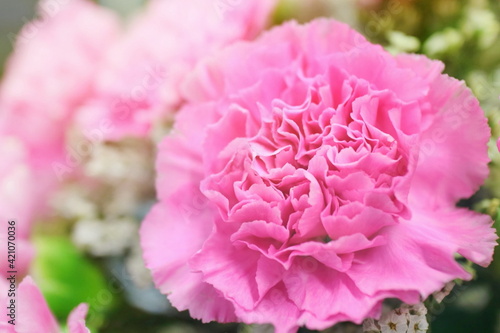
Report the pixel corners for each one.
[0,276,90,333]
[0,0,119,279]
[0,138,36,278]
[0,0,119,174]
[77,0,278,140]
[141,19,496,332]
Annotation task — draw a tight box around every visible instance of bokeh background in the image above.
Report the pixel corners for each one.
[1,0,499,332]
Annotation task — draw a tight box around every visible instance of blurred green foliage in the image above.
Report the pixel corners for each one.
[32,236,114,331]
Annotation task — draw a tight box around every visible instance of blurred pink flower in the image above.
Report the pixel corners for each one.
[0,138,36,279]
[0,276,89,333]
[0,0,119,171]
[0,0,119,280]
[141,19,496,332]
[77,0,278,140]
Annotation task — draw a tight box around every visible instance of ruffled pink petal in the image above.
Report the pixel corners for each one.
[140,199,236,322]
[346,220,474,301]
[17,276,59,333]
[234,283,300,333]
[190,226,262,311]
[396,55,490,209]
[321,202,398,239]
[67,303,90,333]
[276,234,386,271]
[282,263,383,329]
[410,208,497,267]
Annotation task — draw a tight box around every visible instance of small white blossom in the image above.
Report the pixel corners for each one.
[125,239,153,288]
[84,141,153,184]
[370,303,429,333]
[408,315,429,333]
[51,185,97,219]
[72,218,137,256]
[104,187,143,217]
[379,312,407,333]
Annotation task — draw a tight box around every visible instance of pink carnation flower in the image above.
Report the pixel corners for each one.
[77,0,278,140]
[0,0,118,278]
[0,276,89,333]
[0,138,36,279]
[0,0,119,174]
[141,19,496,332]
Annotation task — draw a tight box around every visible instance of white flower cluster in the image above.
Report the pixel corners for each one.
[72,217,137,256]
[363,303,429,333]
[423,3,499,57]
[51,138,156,286]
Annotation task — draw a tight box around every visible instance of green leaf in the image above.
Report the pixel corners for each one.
[32,236,114,329]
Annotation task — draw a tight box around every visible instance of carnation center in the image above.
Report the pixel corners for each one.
[203,79,411,250]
